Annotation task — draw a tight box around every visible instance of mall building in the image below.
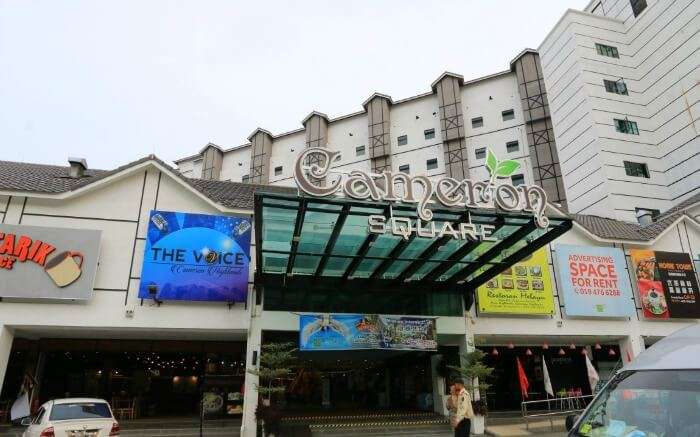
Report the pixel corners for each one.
[0,1,698,436]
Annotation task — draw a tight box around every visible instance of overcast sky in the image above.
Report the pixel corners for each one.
[0,0,589,169]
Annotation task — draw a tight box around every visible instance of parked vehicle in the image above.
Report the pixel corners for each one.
[21,398,119,437]
[566,324,700,436]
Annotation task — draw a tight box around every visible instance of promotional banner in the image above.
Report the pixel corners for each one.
[138,210,252,302]
[0,224,101,300]
[554,244,634,317]
[477,248,554,315]
[299,314,437,351]
[630,249,700,319]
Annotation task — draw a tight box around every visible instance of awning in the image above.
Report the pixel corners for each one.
[254,192,571,299]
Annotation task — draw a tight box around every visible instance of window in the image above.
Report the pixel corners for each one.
[424,128,435,140]
[426,158,438,170]
[596,43,619,58]
[604,79,628,95]
[635,207,660,220]
[506,141,519,153]
[241,174,250,183]
[397,135,408,146]
[32,408,46,425]
[615,118,639,135]
[50,402,112,421]
[475,147,487,160]
[356,145,366,156]
[274,166,283,176]
[624,161,650,178]
[471,117,483,128]
[399,164,410,173]
[502,109,515,121]
[630,0,647,17]
[511,174,525,186]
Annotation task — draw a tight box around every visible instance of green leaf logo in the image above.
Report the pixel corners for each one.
[485,147,520,184]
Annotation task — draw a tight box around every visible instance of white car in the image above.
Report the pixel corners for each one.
[21,398,119,437]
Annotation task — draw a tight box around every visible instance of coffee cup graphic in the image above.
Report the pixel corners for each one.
[44,251,84,287]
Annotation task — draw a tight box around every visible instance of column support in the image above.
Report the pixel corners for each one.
[241,307,261,437]
[0,325,14,397]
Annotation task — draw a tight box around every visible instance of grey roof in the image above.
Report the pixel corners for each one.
[568,192,700,241]
[0,157,697,240]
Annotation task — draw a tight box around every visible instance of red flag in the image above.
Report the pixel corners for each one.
[516,357,529,399]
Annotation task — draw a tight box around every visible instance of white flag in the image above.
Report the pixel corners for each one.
[542,356,554,397]
[585,353,600,392]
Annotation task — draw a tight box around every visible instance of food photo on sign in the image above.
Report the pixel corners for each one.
[554,245,634,317]
[630,249,700,319]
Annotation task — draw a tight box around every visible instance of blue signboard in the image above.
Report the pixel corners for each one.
[138,210,251,302]
[554,244,634,317]
[299,313,437,351]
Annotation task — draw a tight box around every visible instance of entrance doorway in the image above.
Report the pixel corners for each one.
[1,338,246,419]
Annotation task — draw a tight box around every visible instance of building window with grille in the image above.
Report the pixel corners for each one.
[614,118,639,135]
[506,141,519,153]
[424,128,435,140]
[356,145,366,156]
[511,174,525,186]
[471,117,483,128]
[630,0,647,17]
[502,109,515,121]
[624,161,650,178]
[426,158,438,170]
[596,43,619,58]
[397,135,408,146]
[399,164,410,173]
[274,166,283,176]
[475,147,486,160]
[242,174,250,183]
[604,79,628,95]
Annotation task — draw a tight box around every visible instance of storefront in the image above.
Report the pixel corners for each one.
[0,154,698,437]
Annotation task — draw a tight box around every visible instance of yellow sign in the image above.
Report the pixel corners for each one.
[477,248,554,315]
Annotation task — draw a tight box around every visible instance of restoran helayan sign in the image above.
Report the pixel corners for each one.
[293,147,549,242]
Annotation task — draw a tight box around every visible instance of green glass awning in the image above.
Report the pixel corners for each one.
[254,192,572,296]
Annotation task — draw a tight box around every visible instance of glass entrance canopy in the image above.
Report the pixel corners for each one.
[254,192,571,296]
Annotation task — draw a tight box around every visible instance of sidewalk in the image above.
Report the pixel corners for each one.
[485,417,566,437]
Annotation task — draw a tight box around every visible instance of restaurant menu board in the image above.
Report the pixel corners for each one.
[477,248,554,315]
[554,245,634,317]
[299,313,437,351]
[630,249,700,319]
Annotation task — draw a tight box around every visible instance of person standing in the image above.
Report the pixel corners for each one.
[452,381,474,437]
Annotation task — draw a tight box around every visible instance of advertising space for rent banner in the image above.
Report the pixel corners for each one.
[630,249,700,319]
[554,244,634,317]
[476,248,554,315]
[299,314,437,351]
[138,210,252,302]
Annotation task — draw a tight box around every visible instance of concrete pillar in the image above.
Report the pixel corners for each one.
[618,333,645,365]
[431,72,469,180]
[240,308,262,437]
[362,93,393,174]
[247,128,274,184]
[0,325,14,397]
[302,111,330,185]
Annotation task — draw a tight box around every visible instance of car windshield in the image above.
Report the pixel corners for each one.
[573,369,700,437]
[49,402,112,421]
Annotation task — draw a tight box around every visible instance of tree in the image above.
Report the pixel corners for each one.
[247,342,297,436]
[448,349,494,415]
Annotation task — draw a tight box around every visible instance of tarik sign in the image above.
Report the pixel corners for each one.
[138,210,252,302]
[293,147,549,242]
[0,224,101,300]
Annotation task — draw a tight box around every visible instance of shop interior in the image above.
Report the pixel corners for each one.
[1,338,246,420]
[475,340,622,411]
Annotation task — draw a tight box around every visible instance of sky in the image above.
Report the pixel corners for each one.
[0,0,590,169]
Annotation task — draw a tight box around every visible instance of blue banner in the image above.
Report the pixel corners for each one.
[554,244,634,317]
[138,210,251,302]
[299,313,437,351]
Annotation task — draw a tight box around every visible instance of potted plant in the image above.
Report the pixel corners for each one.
[448,349,494,435]
[247,342,296,437]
